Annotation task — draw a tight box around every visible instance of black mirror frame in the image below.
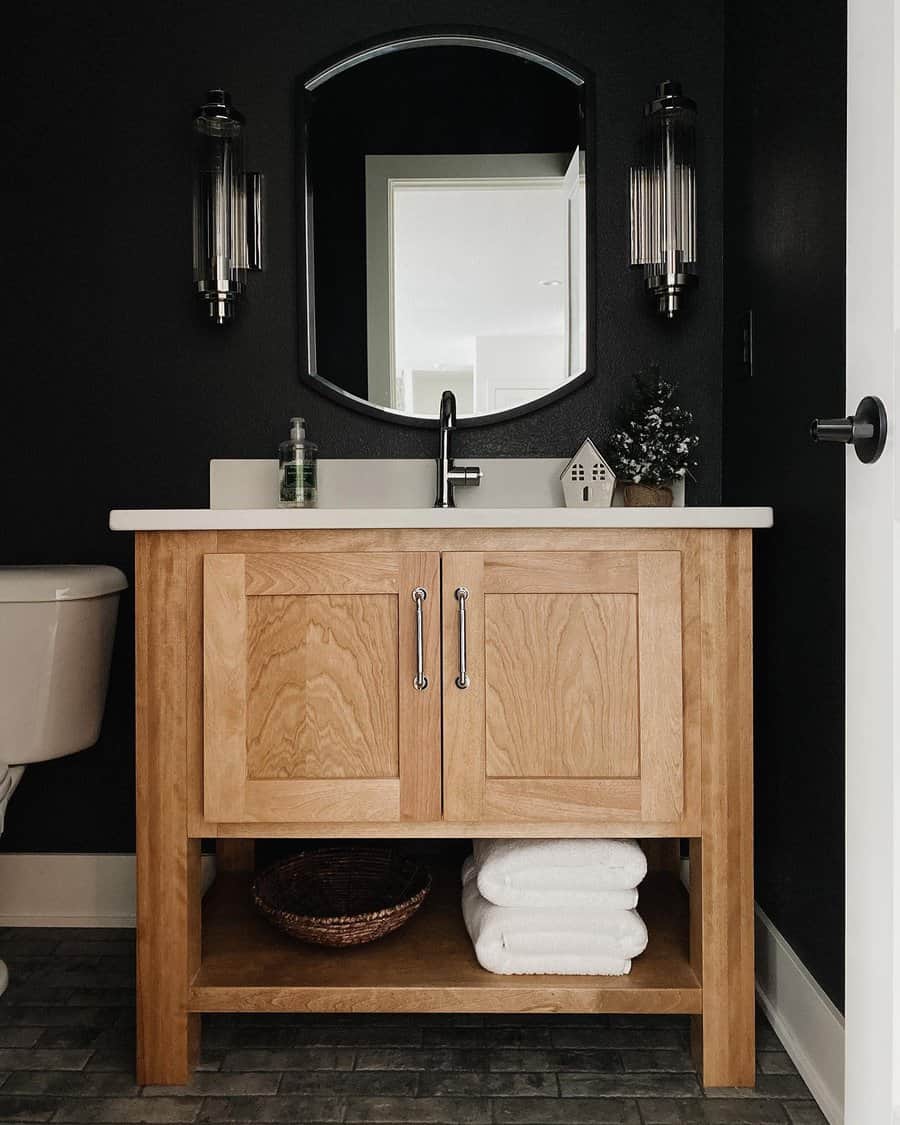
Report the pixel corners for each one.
[295,25,596,429]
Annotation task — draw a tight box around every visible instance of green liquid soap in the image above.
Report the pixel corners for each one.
[278,417,318,507]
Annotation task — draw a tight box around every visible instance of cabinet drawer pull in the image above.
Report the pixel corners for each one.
[412,587,428,690]
[455,586,470,689]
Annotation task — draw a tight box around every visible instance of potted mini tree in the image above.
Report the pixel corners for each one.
[609,369,700,506]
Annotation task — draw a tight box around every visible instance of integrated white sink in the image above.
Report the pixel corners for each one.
[109,459,773,530]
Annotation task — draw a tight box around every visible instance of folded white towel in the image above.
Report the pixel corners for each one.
[472,838,647,908]
[461,857,648,976]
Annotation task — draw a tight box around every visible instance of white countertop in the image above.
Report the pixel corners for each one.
[109,507,773,531]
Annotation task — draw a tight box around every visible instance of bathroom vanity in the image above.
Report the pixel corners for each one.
[112,502,771,1089]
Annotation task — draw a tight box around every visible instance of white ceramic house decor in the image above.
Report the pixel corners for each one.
[561,438,616,507]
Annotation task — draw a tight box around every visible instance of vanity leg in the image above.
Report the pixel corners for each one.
[135,532,201,1085]
[692,530,755,1087]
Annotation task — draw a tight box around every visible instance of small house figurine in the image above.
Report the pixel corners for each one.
[561,438,616,507]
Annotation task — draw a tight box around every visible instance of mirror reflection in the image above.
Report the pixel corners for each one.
[301,37,589,421]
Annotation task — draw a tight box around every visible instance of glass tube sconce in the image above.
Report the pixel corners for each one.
[629,81,697,318]
[192,90,263,325]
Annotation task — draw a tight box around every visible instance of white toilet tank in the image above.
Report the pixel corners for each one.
[0,566,128,766]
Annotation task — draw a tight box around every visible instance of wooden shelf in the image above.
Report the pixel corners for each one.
[190,868,701,1015]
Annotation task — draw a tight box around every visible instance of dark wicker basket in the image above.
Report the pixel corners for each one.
[252,848,432,947]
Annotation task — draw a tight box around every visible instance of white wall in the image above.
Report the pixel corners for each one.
[474,334,566,414]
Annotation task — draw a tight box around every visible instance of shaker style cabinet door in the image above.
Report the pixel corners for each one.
[202,552,441,823]
[442,551,685,824]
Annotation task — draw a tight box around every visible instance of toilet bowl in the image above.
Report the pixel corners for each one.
[0,565,127,996]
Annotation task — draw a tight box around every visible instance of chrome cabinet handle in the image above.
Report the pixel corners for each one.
[455,587,470,689]
[412,587,428,691]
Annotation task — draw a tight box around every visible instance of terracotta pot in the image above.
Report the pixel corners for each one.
[623,483,674,508]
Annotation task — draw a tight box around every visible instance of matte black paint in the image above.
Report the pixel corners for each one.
[2,0,724,855]
[723,0,846,1010]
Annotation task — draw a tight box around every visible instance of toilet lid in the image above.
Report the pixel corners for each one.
[0,565,128,603]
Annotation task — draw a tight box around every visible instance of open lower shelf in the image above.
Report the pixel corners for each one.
[190,867,701,1015]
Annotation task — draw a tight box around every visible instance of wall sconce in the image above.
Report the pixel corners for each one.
[192,90,263,325]
[629,81,697,318]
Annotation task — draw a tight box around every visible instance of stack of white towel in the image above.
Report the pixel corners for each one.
[461,839,649,976]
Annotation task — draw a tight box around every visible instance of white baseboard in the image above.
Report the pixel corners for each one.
[0,853,215,927]
[755,903,845,1125]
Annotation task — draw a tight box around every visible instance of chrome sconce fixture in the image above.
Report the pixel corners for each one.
[192,90,263,325]
[629,81,697,318]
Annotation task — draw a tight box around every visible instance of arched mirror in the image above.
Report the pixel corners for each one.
[298,31,593,426]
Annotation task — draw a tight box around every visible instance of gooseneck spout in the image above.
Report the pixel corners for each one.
[434,390,482,508]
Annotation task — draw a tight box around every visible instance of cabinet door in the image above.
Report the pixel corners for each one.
[442,551,684,823]
[203,552,441,823]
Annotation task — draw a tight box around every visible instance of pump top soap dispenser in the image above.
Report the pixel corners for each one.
[278,417,318,507]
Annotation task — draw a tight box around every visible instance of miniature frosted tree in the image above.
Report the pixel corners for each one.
[609,369,700,490]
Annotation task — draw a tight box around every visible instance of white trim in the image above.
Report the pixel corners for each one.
[0,854,215,928]
[755,903,845,1125]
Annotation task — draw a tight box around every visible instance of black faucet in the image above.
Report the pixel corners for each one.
[434,390,482,508]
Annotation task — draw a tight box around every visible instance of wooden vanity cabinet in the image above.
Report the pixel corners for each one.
[134,527,753,1092]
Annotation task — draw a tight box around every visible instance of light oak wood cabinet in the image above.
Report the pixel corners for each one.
[131,526,754,1092]
[203,546,692,829]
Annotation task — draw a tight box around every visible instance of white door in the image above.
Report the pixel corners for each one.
[845,0,899,1120]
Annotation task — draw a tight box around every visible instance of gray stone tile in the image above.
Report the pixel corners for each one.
[83,1048,137,1072]
[3,1070,140,1096]
[705,1077,814,1100]
[220,1048,356,1072]
[279,1071,417,1096]
[202,1027,300,1051]
[343,1095,493,1122]
[355,1047,489,1072]
[66,987,136,1007]
[754,1022,783,1052]
[638,1099,790,1123]
[33,1028,107,1050]
[620,1049,695,1072]
[489,1049,622,1073]
[559,1072,701,1098]
[52,1096,204,1121]
[0,1006,118,1029]
[418,1070,557,1097]
[0,1094,62,1122]
[422,1027,553,1050]
[143,1074,282,1097]
[783,1106,828,1125]
[292,1025,423,1047]
[198,1095,344,1122]
[493,1098,641,1123]
[0,1028,43,1048]
[1,984,74,1006]
[55,939,135,957]
[755,1053,798,1076]
[551,1028,685,1050]
[0,1049,91,1071]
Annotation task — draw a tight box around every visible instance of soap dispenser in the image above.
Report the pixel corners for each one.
[278,417,318,507]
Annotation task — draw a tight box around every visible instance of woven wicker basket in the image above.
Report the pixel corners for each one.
[252,848,432,947]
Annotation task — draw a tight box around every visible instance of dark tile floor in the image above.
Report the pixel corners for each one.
[0,926,826,1124]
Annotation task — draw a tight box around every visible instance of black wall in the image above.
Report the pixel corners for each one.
[722,2,846,1009]
[3,0,725,853]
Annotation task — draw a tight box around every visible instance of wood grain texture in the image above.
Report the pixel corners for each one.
[217,528,697,556]
[191,869,700,1014]
[398,554,442,820]
[691,530,755,1087]
[194,817,700,839]
[135,532,200,1084]
[482,779,642,821]
[244,552,399,596]
[441,554,486,820]
[485,593,639,779]
[483,551,639,593]
[245,594,399,780]
[637,552,685,821]
[203,554,248,821]
[242,778,400,822]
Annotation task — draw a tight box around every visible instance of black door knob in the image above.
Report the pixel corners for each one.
[811,395,888,464]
